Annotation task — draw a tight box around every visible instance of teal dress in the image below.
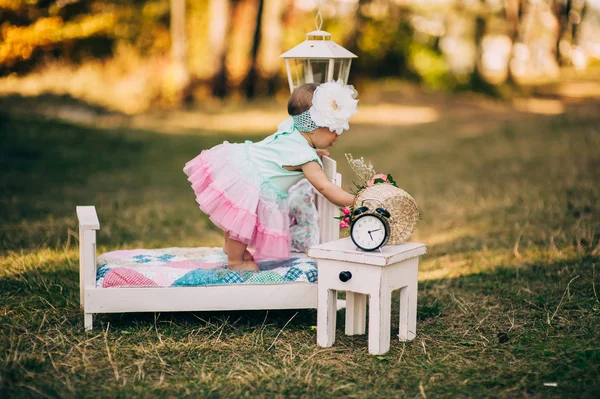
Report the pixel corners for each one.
[183,117,323,260]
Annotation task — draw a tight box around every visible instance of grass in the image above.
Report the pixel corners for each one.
[1,89,599,398]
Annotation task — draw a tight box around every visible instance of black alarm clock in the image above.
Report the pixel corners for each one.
[350,199,391,252]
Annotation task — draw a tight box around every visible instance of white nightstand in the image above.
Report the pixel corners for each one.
[308,237,427,355]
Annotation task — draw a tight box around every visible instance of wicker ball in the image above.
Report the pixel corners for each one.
[354,183,420,245]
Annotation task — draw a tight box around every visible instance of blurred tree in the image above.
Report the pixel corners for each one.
[170,0,188,79]
[555,0,588,65]
[208,0,232,97]
[2,0,596,107]
[343,0,368,77]
[0,0,115,75]
[245,0,264,98]
[166,0,189,102]
[345,0,416,80]
[225,0,261,96]
[256,0,286,96]
[505,0,523,41]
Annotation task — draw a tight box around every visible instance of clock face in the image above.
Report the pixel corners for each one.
[350,214,388,251]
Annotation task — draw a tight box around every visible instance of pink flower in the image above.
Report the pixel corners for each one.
[367,173,389,187]
[343,217,350,223]
[342,207,351,216]
[339,220,349,229]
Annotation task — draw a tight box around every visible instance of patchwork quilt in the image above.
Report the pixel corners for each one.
[96,247,318,288]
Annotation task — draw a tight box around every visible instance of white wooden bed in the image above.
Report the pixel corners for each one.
[77,156,342,330]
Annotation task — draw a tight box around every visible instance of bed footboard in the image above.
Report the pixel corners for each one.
[76,206,100,330]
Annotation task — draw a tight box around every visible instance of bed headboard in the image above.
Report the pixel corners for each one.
[315,156,342,244]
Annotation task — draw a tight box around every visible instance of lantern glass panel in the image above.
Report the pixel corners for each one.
[332,59,347,82]
[292,59,304,89]
[306,59,333,85]
[339,59,352,84]
[285,57,353,92]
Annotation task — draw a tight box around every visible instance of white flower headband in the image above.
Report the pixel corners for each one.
[292,79,359,135]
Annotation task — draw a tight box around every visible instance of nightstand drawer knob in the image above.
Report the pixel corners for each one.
[339,271,352,282]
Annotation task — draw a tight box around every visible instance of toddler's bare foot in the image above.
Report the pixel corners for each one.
[228,260,260,271]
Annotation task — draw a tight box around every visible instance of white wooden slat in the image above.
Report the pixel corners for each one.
[384,257,419,341]
[76,206,100,230]
[82,230,97,291]
[316,156,340,244]
[328,172,342,242]
[78,207,99,309]
[79,226,85,308]
[345,292,366,335]
[317,287,337,347]
[308,237,427,266]
[368,285,392,354]
[80,229,97,317]
[85,284,318,313]
[84,314,92,330]
[321,155,336,180]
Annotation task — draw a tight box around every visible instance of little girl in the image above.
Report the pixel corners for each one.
[183,80,358,270]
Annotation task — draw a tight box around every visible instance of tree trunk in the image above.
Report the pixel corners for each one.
[256,0,286,96]
[209,0,232,98]
[470,0,496,94]
[344,0,370,78]
[555,0,572,65]
[227,0,262,97]
[505,0,521,41]
[170,0,189,91]
[245,0,265,98]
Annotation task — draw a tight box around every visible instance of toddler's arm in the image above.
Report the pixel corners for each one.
[302,161,355,207]
[315,149,330,158]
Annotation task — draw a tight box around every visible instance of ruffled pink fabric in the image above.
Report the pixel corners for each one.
[184,143,291,260]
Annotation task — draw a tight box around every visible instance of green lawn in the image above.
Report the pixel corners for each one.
[1,91,599,398]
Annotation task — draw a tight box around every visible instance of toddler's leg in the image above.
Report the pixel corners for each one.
[224,231,254,260]
[227,238,260,271]
[223,231,229,254]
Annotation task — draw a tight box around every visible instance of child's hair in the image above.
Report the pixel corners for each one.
[288,83,318,116]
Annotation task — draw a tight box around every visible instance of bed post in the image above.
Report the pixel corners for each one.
[76,206,100,330]
[317,156,341,244]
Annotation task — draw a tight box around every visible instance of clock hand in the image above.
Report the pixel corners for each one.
[368,231,373,241]
[368,229,382,234]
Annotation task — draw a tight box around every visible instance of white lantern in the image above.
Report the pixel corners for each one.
[280,13,357,93]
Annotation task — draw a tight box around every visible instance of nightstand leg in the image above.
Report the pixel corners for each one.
[368,288,392,355]
[399,279,417,341]
[84,313,93,331]
[345,292,366,335]
[317,288,337,347]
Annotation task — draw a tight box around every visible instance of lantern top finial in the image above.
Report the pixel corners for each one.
[315,10,323,31]
[279,10,357,59]
[280,9,356,59]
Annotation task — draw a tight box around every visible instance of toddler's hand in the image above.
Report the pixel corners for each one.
[316,149,330,158]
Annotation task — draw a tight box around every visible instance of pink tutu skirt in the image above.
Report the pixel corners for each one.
[183,142,291,260]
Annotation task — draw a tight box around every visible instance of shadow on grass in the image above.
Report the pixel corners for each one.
[1,251,599,397]
[0,110,267,253]
[0,93,126,116]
